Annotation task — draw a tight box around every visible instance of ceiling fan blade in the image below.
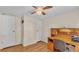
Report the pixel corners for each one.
[43,6,53,10]
[32,6,38,9]
[42,12,46,15]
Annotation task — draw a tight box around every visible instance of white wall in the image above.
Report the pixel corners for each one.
[23,16,43,46]
[42,10,79,42]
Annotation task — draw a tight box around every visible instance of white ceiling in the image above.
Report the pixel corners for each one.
[0,6,79,19]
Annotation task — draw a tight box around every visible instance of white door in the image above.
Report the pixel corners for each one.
[35,20,43,41]
[23,17,38,46]
[0,15,16,48]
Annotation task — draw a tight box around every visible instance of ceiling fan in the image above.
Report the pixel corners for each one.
[31,6,53,15]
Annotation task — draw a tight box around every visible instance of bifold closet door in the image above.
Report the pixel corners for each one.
[0,15,16,48]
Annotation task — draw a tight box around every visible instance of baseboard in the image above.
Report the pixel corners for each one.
[0,44,22,50]
[40,40,48,43]
[23,41,38,47]
[0,47,3,49]
[36,41,47,43]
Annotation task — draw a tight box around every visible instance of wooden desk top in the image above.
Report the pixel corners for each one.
[49,35,79,46]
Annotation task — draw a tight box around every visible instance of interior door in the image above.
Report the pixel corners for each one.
[36,20,42,41]
[0,15,16,48]
[23,17,38,46]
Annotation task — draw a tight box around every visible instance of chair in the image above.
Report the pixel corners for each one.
[53,39,75,52]
[53,39,66,52]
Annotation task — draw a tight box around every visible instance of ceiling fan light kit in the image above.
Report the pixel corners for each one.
[36,11,42,15]
[31,6,53,15]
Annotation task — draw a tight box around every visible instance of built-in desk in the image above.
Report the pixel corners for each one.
[48,28,79,52]
[48,35,79,52]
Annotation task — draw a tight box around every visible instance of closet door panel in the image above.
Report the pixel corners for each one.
[0,15,16,48]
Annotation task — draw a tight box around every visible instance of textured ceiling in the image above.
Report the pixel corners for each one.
[0,6,79,19]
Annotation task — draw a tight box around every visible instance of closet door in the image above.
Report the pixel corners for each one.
[0,15,16,48]
[24,16,37,46]
[35,20,43,41]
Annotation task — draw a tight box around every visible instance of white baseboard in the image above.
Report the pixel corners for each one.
[22,40,39,47]
[0,47,3,49]
[41,39,48,43]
